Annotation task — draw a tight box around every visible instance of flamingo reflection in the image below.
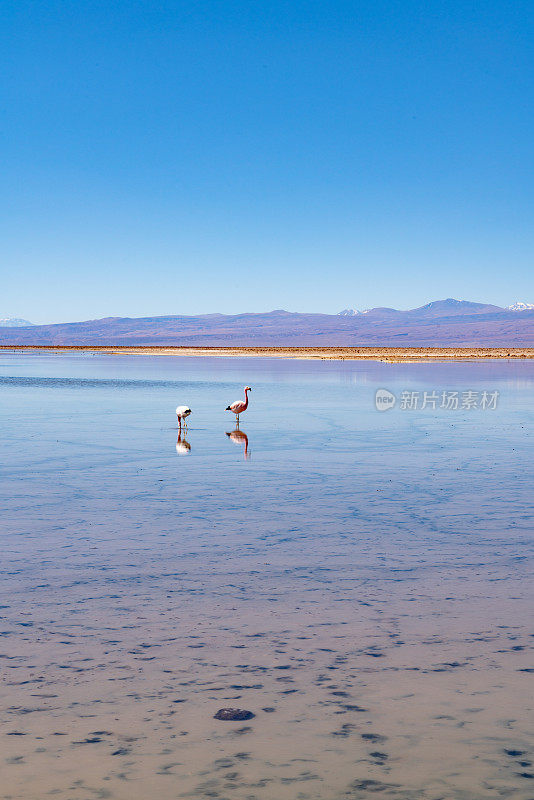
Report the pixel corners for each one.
[226,428,250,460]
[176,433,192,455]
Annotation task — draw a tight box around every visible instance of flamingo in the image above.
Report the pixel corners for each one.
[225,386,251,425]
[176,405,192,431]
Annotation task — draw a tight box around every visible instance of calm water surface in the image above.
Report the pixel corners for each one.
[1,352,533,800]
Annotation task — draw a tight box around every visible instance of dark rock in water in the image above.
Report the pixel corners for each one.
[214,708,255,721]
[369,751,389,761]
[361,732,387,743]
[349,779,397,793]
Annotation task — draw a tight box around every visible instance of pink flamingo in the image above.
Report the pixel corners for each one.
[225,386,251,425]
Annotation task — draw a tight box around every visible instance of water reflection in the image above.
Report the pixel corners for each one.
[175,433,192,455]
[226,428,250,459]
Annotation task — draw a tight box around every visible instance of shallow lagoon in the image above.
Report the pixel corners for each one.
[1,352,533,800]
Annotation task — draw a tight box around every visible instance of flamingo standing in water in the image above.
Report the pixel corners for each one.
[176,405,192,431]
[226,386,251,425]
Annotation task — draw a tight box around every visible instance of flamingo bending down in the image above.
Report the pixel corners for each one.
[176,405,192,431]
[226,386,251,425]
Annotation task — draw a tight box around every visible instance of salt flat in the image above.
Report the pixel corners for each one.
[2,345,534,360]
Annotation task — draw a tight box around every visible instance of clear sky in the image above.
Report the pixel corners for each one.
[1,0,533,323]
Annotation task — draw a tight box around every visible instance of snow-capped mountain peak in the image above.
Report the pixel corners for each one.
[507,302,534,311]
[0,318,34,327]
[338,308,360,316]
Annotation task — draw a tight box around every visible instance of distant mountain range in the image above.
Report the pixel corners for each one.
[338,299,534,317]
[0,299,533,346]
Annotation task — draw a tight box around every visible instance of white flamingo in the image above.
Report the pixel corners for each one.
[225,386,251,425]
[176,405,191,431]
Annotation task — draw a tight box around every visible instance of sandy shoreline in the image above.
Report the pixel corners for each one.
[1,344,534,361]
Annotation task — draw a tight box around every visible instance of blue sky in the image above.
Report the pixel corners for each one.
[1,0,533,323]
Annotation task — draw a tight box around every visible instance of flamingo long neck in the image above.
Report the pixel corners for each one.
[243,388,249,409]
